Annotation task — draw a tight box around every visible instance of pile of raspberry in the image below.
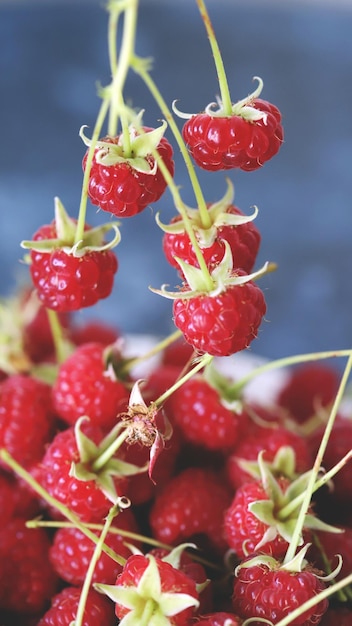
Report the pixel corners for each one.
[0,300,351,625]
[1,1,351,625]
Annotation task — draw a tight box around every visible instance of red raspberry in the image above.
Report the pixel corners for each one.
[163,206,261,276]
[52,341,129,430]
[0,518,58,615]
[149,467,232,553]
[226,424,312,491]
[49,508,140,586]
[173,276,266,357]
[276,363,340,423]
[309,524,352,584]
[103,553,199,626]
[21,289,72,364]
[37,421,128,522]
[0,374,54,468]
[168,375,243,451]
[182,99,283,172]
[37,585,116,626]
[308,418,352,504]
[232,556,328,625]
[69,319,121,347]
[149,547,213,615]
[224,478,307,559]
[83,129,174,217]
[29,222,118,312]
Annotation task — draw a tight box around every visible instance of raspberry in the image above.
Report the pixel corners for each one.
[69,319,121,347]
[52,341,129,430]
[29,222,118,312]
[37,421,129,522]
[232,556,328,625]
[149,547,214,615]
[98,553,199,626]
[37,586,116,626]
[308,418,352,504]
[83,129,174,217]
[168,375,243,451]
[163,205,261,276]
[49,509,140,586]
[0,374,54,468]
[276,363,340,423]
[182,99,283,172]
[149,467,232,553]
[173,276,266,357]
[224,478,306,559]
[226,424,312,491]
[0,518,58,615]
[21,289,72,364]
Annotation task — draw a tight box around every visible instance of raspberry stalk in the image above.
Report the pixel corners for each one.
[195,0,233,115]
[283,352,352,564]
[74,503,120,626]
[132,57,211,230]
[226,348,352,399]
[107,0,139,138]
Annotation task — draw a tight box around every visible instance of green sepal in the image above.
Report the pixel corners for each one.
[156,179,258,248]
[70,417,149,504]
[21,197,121,256]
[173,76,266,121]
[95,553,199,626]
[151,240,270,300]
[80,118,168,174]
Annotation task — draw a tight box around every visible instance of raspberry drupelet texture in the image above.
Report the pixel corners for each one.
[173,275,267,357]
[29,222,118,312]
[182,99,283,172]
[83,129,175,217]
[162,205,261,276]
[232,557,328,625]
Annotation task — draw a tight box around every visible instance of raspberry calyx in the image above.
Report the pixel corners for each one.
[21,197,121,256]
[70,416,148,504]
[173,76,267,122]
[95,552,200,626]
[80,115,169,173]
[152,240,270,300]
[120,379,173,482]
[156,179,258,247]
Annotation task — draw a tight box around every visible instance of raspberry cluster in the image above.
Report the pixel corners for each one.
[1,2,351,626]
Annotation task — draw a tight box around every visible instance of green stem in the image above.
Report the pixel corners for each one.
[195,0,233,115]
[74,504,118,626]
[227,348,352,398]
[27,519,223,571]
[0,449,125,565]
[133,59,211,229]
[75,95,111,244]
[155,353,213,406]
[278,449,352,520]
[91,426,130,473]
[46,308,68,364]
[283,352,352,564]
[311,532,350,603]
[151,152,214,291]
[108,0,139,137]
[119,329,182,376]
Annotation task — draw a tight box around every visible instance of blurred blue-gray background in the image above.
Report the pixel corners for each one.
[1,0,352,363]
